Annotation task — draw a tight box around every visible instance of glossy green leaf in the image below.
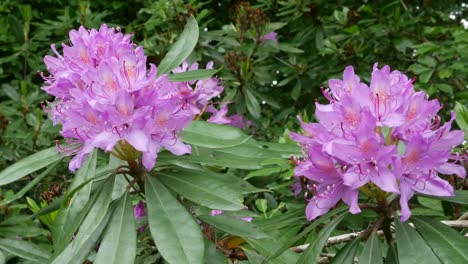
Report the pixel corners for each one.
[0,146,62,186]
[0,238,50,262]
[180,121,251,148]
[455,101,468,138]
[168,69,217,82]
[95,192,136,264]
[199,214,268,239]
[395,218,440,264]
[359,232,383,264]
[297,213,347,264]
[145,176,204,264]
[330,238,360,264]
[157,16,199,76]
[158,169,244,210]
[412,217,468,263]
[0,250,4,264]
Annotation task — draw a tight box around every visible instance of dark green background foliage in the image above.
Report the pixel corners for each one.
[1,0,467,166]
[0,1,467,262]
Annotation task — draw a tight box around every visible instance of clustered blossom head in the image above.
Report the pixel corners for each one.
[41,25,223,171]
[291,64,466,221]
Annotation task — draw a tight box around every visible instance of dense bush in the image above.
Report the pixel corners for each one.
[0,1,467,263]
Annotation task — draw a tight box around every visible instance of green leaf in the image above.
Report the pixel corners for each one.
[180,121,251,148]
[203,239,227,264]
[0,250,5,264]
[395,218,440,264]
[0,146,62,186]
[270,206,348,260]
[297,213,347,264]
[330,238,360,264]
[95,192,136,264]
[199,214,268,239]
[419,190,468,205]
[454,102,468,138]
[52,150,98,253]
[0,161,59,205]
[158,169,244,211]
[412,217,468,264]
[145,176,204,264]
[245,227,301,264]
[157,16,199,76]
[51,177,115,264]
[0,238,50,262]
[168,69,218,82]
[359,232,383,264]
[244,88,261,119]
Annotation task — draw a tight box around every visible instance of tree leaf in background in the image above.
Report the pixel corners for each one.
[145,176,204,264]
[157,16,199,76]
[419,190,468,205]
[168,69,218,82]
[244,88,261,119]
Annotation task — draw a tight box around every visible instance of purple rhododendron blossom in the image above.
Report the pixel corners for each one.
[207,104,254,129]
[41,25,223,171]
[261,31,278,42]
[291,64,466,221]
[134,201,147,232]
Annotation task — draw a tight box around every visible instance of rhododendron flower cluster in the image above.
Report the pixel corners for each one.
[291,64,466,221]
[41,25,223,171]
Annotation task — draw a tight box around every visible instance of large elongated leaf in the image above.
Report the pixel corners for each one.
[358,232,383,264]
[145,176,204,264]
[395,218,440,264]
[52,176,114,260]
[95,192,136,264]
[158,169,244,210]
[168,69,217,82]
[203,238,227,264]
[199,214,268,239]
[157,16,199,76]
[330,238,360,264]
[419,190,468,205]
[0,146,62,186]
[0,161,59,205]
[245,227,301,264]
[180,121,250,148]
[0,238,51,262]
[270,206,347,259]
[297,213,347,264]
[412,217,468,263]
[52,150,98,252]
